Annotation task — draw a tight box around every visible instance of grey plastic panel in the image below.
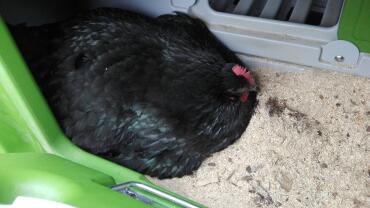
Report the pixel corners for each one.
[89,0,174,17]
[260,0,283,19]
[193,1,338,42]
[247,0,265,16]
[233,0,254,15]
[1,0,369,77]
[210,0,343,27]
[209,0,228,11]
[321,40,359,66]
[289,0,312,23]
[171,0,197,9]
[320,0,344,26]
[190,0,369,77]
[276,0,297,21]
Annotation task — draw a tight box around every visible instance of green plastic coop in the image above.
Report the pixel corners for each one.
[0,0,369,207]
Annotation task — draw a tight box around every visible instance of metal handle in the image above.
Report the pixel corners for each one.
[112,182,200,208]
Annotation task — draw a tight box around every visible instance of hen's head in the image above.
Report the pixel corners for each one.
[221,63,256,103]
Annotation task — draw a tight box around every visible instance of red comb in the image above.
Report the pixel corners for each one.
[232,65,246,76]
[232,65,255,86]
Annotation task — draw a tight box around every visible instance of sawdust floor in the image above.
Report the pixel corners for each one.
[150,68,370,208]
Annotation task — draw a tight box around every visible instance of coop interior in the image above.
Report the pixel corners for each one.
[0,0,369,208]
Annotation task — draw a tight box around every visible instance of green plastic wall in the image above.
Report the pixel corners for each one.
[338,0,370,53]
[0,153,150,207]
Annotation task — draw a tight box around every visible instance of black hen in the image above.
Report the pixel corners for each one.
[9,8,257,179]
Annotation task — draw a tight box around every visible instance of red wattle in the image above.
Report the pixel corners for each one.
[240,92,248,102]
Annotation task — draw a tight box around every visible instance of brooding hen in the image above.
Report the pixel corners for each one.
[10,8,257,178]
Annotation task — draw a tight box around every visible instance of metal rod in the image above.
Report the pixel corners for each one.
[112,182,200,208]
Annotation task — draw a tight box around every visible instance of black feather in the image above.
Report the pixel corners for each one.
[10,8,258,179]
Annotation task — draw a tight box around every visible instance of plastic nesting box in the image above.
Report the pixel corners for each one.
[0,0,370,207]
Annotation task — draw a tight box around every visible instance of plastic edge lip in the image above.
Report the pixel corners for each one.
[0,196,76,208]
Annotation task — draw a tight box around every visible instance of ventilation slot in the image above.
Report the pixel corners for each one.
[209,0,344,27]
